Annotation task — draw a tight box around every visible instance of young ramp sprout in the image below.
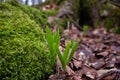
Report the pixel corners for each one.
[45,26,78,71]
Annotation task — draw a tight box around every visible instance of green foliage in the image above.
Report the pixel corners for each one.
[45,26,60,63]
[104,6,120,33]
[54,41,78,71]
[80,0,96,11]
[104,17,120,34]
[100,1,120,34]
[104,17,115,31]
[72,0,80,20]
[43,10,58,16]
[45,27,78,71]
[0,1,54,80]
[57,17,71,30]
[7,0,48,27]
[94,20,101,27]
[83,25,89,35]
[113,26,120,34]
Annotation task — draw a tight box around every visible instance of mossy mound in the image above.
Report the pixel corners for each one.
[6,0,48,27]
[0,1,53,80]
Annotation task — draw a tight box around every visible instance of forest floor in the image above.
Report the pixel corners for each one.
[49,26,120,80]
[42,4,120,80]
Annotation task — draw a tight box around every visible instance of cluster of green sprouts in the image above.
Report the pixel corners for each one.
[45,27,78,71]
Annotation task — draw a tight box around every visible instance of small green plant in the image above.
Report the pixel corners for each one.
[54,41,79,70]
[45,26,60,63]
[113,26,120,34]
[83,25,89,35]
[104,18,115,31]
[45,26,78,71]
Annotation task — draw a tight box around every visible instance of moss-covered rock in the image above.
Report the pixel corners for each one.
[7,0,48,27]
[0,1,54,80]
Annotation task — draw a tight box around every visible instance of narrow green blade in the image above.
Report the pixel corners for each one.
[53,31,60,48]
[63,41,71,64]
[45,26,53,45]
[67,41,79,64]
[54,43,66,71]
[45,26,55,61]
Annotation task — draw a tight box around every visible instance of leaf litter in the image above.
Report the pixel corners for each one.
[48,26,120,80]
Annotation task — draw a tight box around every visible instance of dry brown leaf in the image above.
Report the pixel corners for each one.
[73,59,83,69]
[91,61,105,70]
[82,65,97,79]
[111,46,120,52]
[66,65,75,76]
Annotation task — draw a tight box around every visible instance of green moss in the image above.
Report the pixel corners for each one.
[43,10,58,16]
[7,0,48,27]
[0,1,54,80]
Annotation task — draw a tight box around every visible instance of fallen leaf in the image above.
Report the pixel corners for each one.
[111,46,120,52]
[82,65,97,79]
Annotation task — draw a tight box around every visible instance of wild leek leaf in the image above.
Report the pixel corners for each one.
[45,26,55,61]
[67,41,79,64]
[45,26,78,71]
[54,43,66,70]
[53,31,60,48]
[63,41,71,64]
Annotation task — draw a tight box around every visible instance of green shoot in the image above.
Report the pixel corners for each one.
[83,25,89,35]
[45,26,78,71]
[45,26,60,63]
